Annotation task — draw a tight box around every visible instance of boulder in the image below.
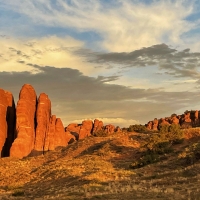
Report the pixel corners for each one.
[79,120,93,139]
[10,84,37,158]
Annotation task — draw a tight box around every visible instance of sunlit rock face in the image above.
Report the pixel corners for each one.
[0,89,9,157]
[33,93,51,155]
[10,84,37,159]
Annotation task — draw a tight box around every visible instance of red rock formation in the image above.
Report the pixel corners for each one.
[34,93,51,153]
[153,118,158,131]
[79,120,93,139]
[159,118,170,126]
[65,123,81,140]
[92,119,103,134]
[115,126,121,133]
[146,121,153,130]
[3,91,16,157]
[65,130,76,144]
[104,124,115,134]
[0,89,8,157]
[184,112,191,123]
[10,84,37,159]
[44,115,56,151]
[193,110,199,127]
[54,118,68,147]
[171,116,179,125]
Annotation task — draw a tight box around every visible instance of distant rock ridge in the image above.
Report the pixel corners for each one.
[145,110,200,130]
[0,84,121,159]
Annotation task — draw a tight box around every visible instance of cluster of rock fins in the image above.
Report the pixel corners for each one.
[146,110,200,130]
[0,84,121,159]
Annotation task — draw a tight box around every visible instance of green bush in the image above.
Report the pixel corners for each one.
[128,124,147,133]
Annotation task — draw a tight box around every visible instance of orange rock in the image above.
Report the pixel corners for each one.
[44,115,56,151]
[79,120,93,139]
[171,116,179,124]
[159,118,170,126]
[34,93,51,153]
[54,118,68,147]
[65,130,76,144]
[92,119,103,134]
[104,124,115,134]
[3,91,16,157]
[0,89,8,157]
[153,118,158,130]
[10,84,37,158]
[115,126,121,133]
[146,121,153,130]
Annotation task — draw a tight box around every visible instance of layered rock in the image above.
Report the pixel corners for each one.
[10,84,37,158]
[0,89,8,157]
[34,93,51,154]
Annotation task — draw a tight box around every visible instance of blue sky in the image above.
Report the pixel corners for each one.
[1,0,200,127]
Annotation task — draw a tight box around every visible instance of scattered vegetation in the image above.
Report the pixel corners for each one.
[127,124,147,133]
[93,130,109,137]
[131,124,184,169]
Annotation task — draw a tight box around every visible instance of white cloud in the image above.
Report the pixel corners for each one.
[2,0,197,52]
[0,36,100,76]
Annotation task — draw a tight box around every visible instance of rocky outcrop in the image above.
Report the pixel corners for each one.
[66,120,93,140]
[0,89,8,157]
[92,119,103,134]
[153,118,158,131]
[44,115,56,151]
[3,91,16,157]
[0,84,122,159]
[104,124,115,134]
[79,120,93,139]
[34,93,51,153]
[10,84,37,158]
[146,110,200,130]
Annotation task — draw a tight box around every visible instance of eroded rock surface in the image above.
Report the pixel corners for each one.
[0,89,8,157]
[10,84,37,158]
[34,93,51,153]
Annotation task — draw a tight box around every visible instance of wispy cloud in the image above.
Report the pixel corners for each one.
[76,44,200,79]
[1,0,198,51]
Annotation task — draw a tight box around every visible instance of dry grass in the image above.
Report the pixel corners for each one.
[0,130,200,199]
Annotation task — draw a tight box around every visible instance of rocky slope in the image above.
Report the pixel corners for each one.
[0,84,121,159]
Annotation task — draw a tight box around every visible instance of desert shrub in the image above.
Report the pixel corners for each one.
[181,142,200,165]
[128,124,147,133]
[130,151,159,169]
[93,130,108,137]
[12,189,24,197]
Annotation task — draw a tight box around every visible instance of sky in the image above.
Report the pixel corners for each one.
[1,0,200,127]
